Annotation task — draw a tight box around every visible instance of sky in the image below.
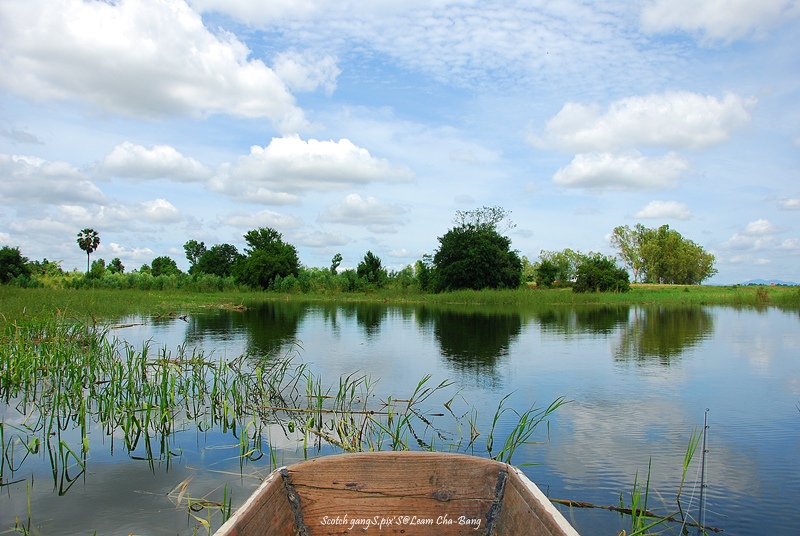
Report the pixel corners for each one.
[0,0,798,284]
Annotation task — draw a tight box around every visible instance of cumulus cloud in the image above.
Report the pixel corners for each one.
[721,219,786,251]
[140,199,181,223]
[640,0,800,43]
[100,142,213,182]
[744,219,780,235]
[210,136,414,203]
[634,200,692,220]
[0,0,308,131]
[552,152,690,191]
[319,194,407,233]
[0,153,106,204]
[534,91,755,153]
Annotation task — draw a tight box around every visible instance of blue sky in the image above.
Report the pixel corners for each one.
[1,0,798,284]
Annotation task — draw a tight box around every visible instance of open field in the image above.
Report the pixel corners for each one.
[2,284,798,328]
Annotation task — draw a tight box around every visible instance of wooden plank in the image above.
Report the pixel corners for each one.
[285,452,503,535]
[215,469,295,536]
[494,467,580,536]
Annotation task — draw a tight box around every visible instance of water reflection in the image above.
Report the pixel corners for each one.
[537,306,631,335]
[417,306,523,374]
[614,307,714,363]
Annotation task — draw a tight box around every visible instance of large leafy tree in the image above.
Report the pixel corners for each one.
[356,251,387,287]
[233,227,299,290]
[610,224,647,282]
[612,224,717,284]
[76,228,100,274]
[0,246,31,283]
[192,244,242,277]
[433,207,522,292]
[151,256,181,277]
[183,240,207,268]
[108,257,125,274]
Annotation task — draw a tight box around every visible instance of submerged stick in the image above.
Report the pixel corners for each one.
[549,498,724,533]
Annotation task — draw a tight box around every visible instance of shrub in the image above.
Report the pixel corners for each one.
[573,255,631,293]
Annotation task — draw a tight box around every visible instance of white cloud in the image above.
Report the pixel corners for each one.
[272,51,341,95]
[0,0,308,131]
[744,219,780,236]
[190,1,668,91]
[109,242,154,261]
[534,91,755,152]
[720,219,787,252]
[634,200,692,220]
[292,230,351,248]
[141,199,181,223]
[211,136,414,203]
[778,238,800,253]
[0,153,106,204]
[101,142,213,182]
[778,197,800,210]
[552,152,690,191]
[319,194,407,233]
[218,209,304,230]
[641,0,800,43]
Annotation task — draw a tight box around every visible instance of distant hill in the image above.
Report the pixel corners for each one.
[741,279,798,286]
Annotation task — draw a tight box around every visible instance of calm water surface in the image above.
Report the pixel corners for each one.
[2,302,798,535]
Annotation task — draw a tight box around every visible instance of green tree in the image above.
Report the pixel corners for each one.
[151,256,181,277]
[610,224,647,282]
[233,227,299,290]
[614,224,718,285]
[0,246,31,283]
[76,228,100,274]
[415,254,434,292]
[192,244,241,277]
[357,251,387,287]
[433,207,522,292]
[183,240,207,267]
[521,256,536,283]
[538,248,590,284]
[89,258,106,279]
[108,257,125,274]
[573,255,630,293]
[534,258,559,288]
[330,253,343,275]
[28,258,63,277]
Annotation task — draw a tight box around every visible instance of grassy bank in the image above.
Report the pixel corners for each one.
[1,284,799,328]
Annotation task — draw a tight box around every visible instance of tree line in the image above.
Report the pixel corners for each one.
[0,207,717,293]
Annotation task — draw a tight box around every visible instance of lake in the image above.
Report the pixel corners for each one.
[1,301,798,535]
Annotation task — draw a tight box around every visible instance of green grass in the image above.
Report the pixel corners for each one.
[2,284,798,329]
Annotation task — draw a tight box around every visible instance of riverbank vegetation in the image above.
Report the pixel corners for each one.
[1,283,799,331]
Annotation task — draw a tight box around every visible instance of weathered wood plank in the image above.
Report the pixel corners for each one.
[215,469,295,536]
[494,466,580,536]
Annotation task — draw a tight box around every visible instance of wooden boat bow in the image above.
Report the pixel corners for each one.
[214,451,579,535]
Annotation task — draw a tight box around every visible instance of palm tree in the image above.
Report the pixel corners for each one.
[76,228,100,274]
